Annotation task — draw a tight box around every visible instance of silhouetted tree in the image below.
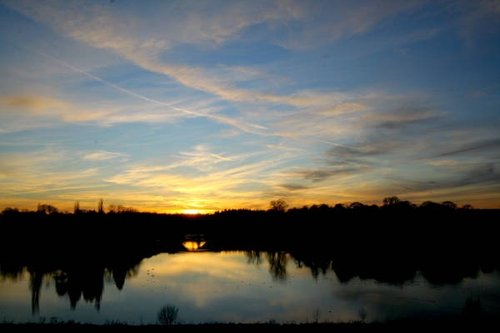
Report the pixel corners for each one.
[420,201,441,209]
[462,204,474,209]
[383,196,400,206]
[98,199,104,214]
[441,201,457,209]
[349,202,365,209]
[1,207,19,215]
[108,204,117,213]
[37,203,58,215]
[108,204,137,213]
[74,201,80,214]
[270,199,288,212]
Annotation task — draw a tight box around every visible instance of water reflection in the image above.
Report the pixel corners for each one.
[1,247,500,324]
[182,241,207,252]
[266,251,288,281]
[1,257,142,314]
[181,234,207,252]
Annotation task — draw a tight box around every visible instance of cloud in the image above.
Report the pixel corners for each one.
[455,163,500,187]
[178,145,236,172]
[288,142,387,184]
[280,183,309,191]
[0,95,113,123]
[2,1,291,97]
[436,138,500,157]
[0,95,67,110]
[2,1,273,134]
[35,54,269,134]
[82,150,128,161]
[263,91,444,142]
[1,0,424,118]
[0,148,103,196]
[388,163,500,201]
[327,143,387,161]
[0,93,265,134]
[458,0,500,45]
[275,94,448,186]
[102,146,304,210]
[296,167,362,183]
[370,107,443,130]
[277,0,424,49]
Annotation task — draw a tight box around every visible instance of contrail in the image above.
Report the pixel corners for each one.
[32,48,267,134]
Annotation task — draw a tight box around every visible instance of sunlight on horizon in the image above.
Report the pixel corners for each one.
[182,209,201,215]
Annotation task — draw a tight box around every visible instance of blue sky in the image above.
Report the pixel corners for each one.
[0,0,499,212]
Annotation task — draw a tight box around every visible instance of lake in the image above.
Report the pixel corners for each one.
[1,248,499,324]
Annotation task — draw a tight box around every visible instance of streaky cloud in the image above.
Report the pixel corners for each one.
[34,50,268,135]
[390,163,500,194]
[82,150,128,161]
[436,138,500,157]
[280,183,309,191]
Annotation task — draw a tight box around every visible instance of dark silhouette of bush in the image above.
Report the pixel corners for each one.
[157,305,179,325]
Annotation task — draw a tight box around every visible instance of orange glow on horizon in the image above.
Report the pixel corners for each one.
[182,209,201,215]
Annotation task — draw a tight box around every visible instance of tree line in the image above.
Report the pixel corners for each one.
[1,196,479,216]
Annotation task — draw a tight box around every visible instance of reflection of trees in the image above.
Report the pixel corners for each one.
[245,250,262,265]
[29,269,43,314]
[0,264,24,281]
[292,252,332,280]
[266,251,288,281]
[107,263,141,290]
[3,259,143,313]
[64,267,105,310]
[289,245,494,286]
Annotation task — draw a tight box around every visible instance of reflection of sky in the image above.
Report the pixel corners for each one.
[1,252,500,324]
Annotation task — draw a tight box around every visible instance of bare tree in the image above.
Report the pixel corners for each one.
[157,305,179,325]
[270,199,288,212]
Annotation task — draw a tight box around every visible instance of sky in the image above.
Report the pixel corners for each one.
[0,0,499,213]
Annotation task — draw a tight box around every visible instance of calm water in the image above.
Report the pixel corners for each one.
[1,250,500,324]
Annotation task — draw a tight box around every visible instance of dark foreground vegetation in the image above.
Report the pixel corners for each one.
[1,197,499,323]
[1,318,500,333]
